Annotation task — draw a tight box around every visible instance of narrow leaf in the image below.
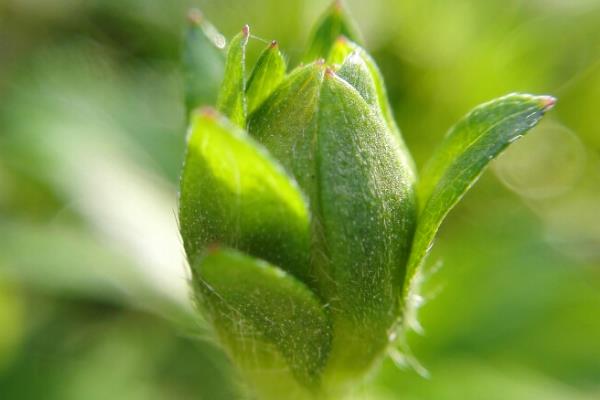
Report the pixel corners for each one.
[192,247,331,396]
[182,9,226,116]
[246,40,287,115]
[179,109,311,285]
[330,37,416,177]
[216,25,249,127]
[303,1,362,63]
[403,94,556,309]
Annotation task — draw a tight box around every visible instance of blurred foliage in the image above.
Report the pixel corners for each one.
[0,0,598,399]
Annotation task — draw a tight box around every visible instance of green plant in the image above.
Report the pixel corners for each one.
[178,2,555,399]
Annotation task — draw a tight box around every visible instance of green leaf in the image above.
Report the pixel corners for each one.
[216,26,249,127]
[248,65,417,384]
[182,9,226,117]
[303,1,362,63]
[191,247,331,398]
[179,109,311,285]
[0,221,199,327]
[336,51,378,107]
[326,36,353,66]
[317,72,416,382]
[330,38,416,178]
[403,94,556,314]
[246,40,287,115]
[248,63,323,196]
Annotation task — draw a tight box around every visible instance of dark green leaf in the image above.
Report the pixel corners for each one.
[182,9,226,117]
[248,65,416,383]
[403,94,556,314]
[246,40,287,115]
[303,1,362,63]
[191,247,331,397]
[216,26,249,127]
[179,109,311,285]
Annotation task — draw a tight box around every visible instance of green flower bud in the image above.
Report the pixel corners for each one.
[248,62,416,387]
[179,2,556,399]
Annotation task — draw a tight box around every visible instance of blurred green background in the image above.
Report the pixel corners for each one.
[1,0,599,399]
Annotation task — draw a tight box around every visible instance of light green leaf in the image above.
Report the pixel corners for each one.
[216,26,249,127]
[336,51,378,106]
[248,65,416,384]
[330,38,416,178]
[0,221,197,326]
[182,9,225,116]
[191,247,331,398]
[179,109,311,285]
[403,94,556,312]
[246,40,287,115]
[303,1,362,63]
[327,36,353,66]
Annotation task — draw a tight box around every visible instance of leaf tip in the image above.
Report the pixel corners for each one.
[335,35,348,45]
[332,0,344,13]
[324,66,336,78]
[269,39,279,49]
[207,242,221,254]
[314,59,329,75]
[539,95,557,112]
[187,8,203,26]
[193,106,218,120]
[242,24,250,38]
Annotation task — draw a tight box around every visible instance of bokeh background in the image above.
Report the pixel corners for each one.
[1,0,599,399]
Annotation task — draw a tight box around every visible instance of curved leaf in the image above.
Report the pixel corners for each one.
[246,40,287,115]
[182,9,225,116]
[217,26,249,127]
[191,247,331,398]
[336,52,378,106]
[248,63,324,196]
[403,94,556,313]
[179,109,311,284]
[331,38,416,177]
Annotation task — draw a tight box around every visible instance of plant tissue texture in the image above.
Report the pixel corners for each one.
[179,3,555,399]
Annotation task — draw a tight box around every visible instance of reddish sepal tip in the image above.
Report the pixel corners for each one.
[194,106,217,119]
[242,24,250,37]
[540,95,557,111]
[207,243,221,254]
[332,0,343,12]
[335,35,348,44]
[187,8,203,25]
